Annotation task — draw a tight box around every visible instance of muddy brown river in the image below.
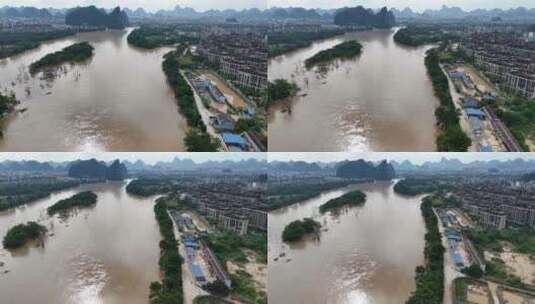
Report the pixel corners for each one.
[268,29,438,152]
[0,181,161,304]
[0,29,187,151]
[268,182,426,304]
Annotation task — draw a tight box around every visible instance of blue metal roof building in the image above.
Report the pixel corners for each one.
[222,133,247,148]
[190,263,206,283]
[453,253,464,267]
[465,108,486,119]
[480,145,494,152]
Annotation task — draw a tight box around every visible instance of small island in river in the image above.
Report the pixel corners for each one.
[29,42,94,74]
[47,191,98,215]
[319,190,366,214]
[305,40,362,69]
[2,222,47,249]
[282,218,321,243]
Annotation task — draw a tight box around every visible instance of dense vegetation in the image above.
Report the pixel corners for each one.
[305,40,362,68]
[282,218,321,242]
[0,178,80,211]
[0,91,19,118]
[334,6,395,28]
[467,228,535,255]
[193,295,232,304]
[489,93,535,151]
[268,30,345,57]
[127,26,200,49]
[202,231,267,303]
[47,191,97,215]
[203,230,267,266]
[393,178,440,196]
[230,269,267,304]
[267,180,355,211]
[3,222,47,249]
[319,190,366,213]
[149,198,183,304]
[162,48,219,151]
[425,48,471,151]
[65,6,128,29]
[268,79,299,106]
[29,42,94,74]
[406,196,445,304]
[336,159,395,180]
[393,26,457,47]
[184,130,221,152]
[0,30,76,59]
[126,177,174,197]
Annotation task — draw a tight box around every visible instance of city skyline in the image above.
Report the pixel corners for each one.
[0,0,267,12]
[268,0,535,11]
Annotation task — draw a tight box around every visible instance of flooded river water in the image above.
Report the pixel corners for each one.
[268,182,426,304]
[0,181,161,304]
[268,29,438,152]
[0,29,187,151]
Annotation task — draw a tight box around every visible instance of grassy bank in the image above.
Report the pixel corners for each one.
[305,40,362,68]
[47,191,97,215]
[0,30,77,60]
[3,222,47,249]
[268,30,345,58]
[319,190,366,213]
[425,48,471,151]
[0,178,81,211]
[29,42,94,74]
[267,180,356,211]
[268,79,299,106]
[282,218,321,243]
[406,196,445,304]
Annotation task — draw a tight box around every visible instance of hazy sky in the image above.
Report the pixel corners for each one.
[0,0,267,12]
[0,152,266,165]
[268,0,535,11]
[269,153,535,165]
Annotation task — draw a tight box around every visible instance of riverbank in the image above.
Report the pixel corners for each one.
[425,48,471,151]
[406,196,445,303]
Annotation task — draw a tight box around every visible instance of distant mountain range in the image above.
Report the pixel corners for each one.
[0,157,267,173]
[4,5,533,20]
[268,158,535,174]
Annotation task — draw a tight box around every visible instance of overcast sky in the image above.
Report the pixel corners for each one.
[0,152,266,165]
[269,153,535,165]
[268,0,535,11]
[0,0,266,12]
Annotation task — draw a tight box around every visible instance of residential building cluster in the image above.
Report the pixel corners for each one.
[197,32,267,93]
[181,177,268,235]
[461,32,535,99]
[453,179,535,230]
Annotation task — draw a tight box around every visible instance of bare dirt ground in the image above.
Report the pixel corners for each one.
[204,73,248,109]
[227,250,267,294]
[466,283,492,304]
[485,247,535,286]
